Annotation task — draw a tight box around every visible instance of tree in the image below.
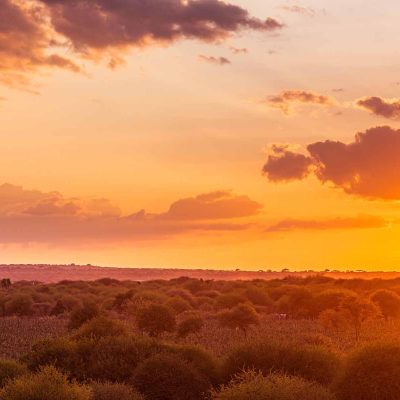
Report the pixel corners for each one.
[136,303,176,337]
[336,297,381,340]
[370,290,400,320]
[218,304,260,333]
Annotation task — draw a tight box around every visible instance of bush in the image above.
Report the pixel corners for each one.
[68,302,99,330]
[218,304,259,332]
[224,342,340,385]
[167,344,221,385]
[0,360,27,388]
[74,316,127,340]
[4,295,33,316]
[25,335,162,383]
[91,382,144,400]
[165,297,192,314]
[370,290,400,320]
[0,366,91,400]
[132,353,210,400]
[214,293,247,310]
[177,313,204,337]
[336,343,400,400]
[212,371,336,400]
[136,304,176,337]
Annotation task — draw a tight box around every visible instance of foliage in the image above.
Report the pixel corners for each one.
[0,366,91,400]
[132,353,210,400]
[211,371,336,400]
[91,382,144,400]
[136,303,176,337]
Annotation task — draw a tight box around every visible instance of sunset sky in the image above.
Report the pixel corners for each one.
[1,0,400,270]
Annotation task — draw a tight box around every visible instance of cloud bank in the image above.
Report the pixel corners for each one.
[0,184,261,245]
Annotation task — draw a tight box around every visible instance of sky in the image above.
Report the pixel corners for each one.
[1,0,400,270]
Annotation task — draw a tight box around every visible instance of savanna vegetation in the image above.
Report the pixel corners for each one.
[0,275,400,399]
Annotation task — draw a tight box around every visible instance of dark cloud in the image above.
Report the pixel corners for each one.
[0,0,80,86]
[264,90,336,115]
[266,215,387,232]
[357,96,400,119]
[39,0,284,53]
[262,145,313,182]
[263,126,400,200]
[198,55,231,65]
[0,0,283,86]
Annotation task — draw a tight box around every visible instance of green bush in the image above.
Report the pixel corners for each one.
[91,382,144,400]
[4,295,33,316]
[167,344,221,385]
[132,353,210,400]
[26,335,162,383]
[0,366,91,400]
[74,316,127,340]
[224,342,340,385]
[218,304,259,332]
[68,302,99,330]
[212,371,336,400]
[0,360,27,388]
[177,313,204,337]
[136,304,176,337]
[336,343,400,400]
[165,297,192,314]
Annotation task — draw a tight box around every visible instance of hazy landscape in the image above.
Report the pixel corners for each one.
[2,0,400,398]
[0,271,398,399]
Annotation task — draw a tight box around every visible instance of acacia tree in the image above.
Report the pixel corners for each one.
[320,296,380,340]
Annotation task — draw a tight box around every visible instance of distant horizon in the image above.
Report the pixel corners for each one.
[2,0,400,269]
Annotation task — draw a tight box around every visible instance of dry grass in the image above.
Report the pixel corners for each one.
[0,317,67,359]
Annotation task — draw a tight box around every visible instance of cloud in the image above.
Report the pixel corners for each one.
[279,5,316,17]
[0,0,283,86]
[263,90,336,115]
[266,215,387,232]
[0,184,260,244]
[262,145,313,182]
[198,55,231,65]
[230,46,248,54]
[357,96,400,119]
[161,190,263,220]
[0,0,80,87]
[39,0,283,54]
[262,126,400,200]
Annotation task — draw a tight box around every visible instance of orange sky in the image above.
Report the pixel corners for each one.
[1,0,400,270]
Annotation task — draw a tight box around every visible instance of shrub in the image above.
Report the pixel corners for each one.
[244,287,272,307]
[91,382,144,400]
[74,316,127,340]
[177,313,204,337]
[136,304,176,337]
[370,290,400,320]
[68,302,99,330]
[336,343,400,400]
[26,335,162,383]
[0,360,27,388]
[211,371,336,400]
[167,344,221,385]
[4,295,33,316]
[218,304,260,332]
[165,297,192,314]
[214,293,247,310]
[224,342,340,385]
[0,366,91,400]
[132,353,210,400]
